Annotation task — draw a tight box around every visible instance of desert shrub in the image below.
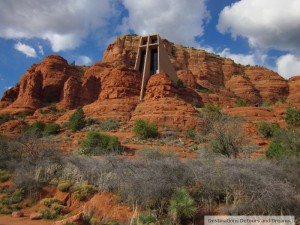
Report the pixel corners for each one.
[285,105,300,127]
[82,207,94,224]
[1,189,25,205]
[176,79,185,88]
[188,157,299,215]
[74,182,96,201]
[257,122,279,138]
[67,108,86,132]
[138,213,156,225]
[57,181,71,192]
[43,123,60,136]
[85,118,98,126]
[209,116,252,158]
[0,206,12,214]
[261,100,272,107]
[133,119,158,139]
[40,199,64,219]
[266,129,300,160]
[236,98,246,107]
[41,209,61,220]
[80,131,121,155]
[101,119,120,131]
[186,127,195,139]
[41,198,62,208]
[0,113,14,124]
[168,188,196,224]
[202,104,221,115]
[51,202,64,214]
[0,169,12,182]
[55,154,299,217]
[137,148,163,160]
[23,121,46,137]
[195,85,213,94]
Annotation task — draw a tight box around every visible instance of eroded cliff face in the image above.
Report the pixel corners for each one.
[0,35,299,130]
[103,35,290,104]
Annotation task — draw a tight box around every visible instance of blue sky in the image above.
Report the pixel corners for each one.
[1,0,300,96]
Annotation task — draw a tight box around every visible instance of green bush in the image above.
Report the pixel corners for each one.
[0,206,12,214]
[168,188,196,224]
[257,122,279,138]
[101,119,120,131]
[133,119,158,139]
[67,108,86,132]
[0,114,14,125]
[86,118,98,126]
[138,213,156,225]
[74,182,96,201]
[186,127,195,139]
[261,100,273,107]
[0,170,12,183]
[285,106,300,127]
[236,98,246,107]
[202,104,221,116]
[57,181,71,192]
[23,121,46,136]
[1,189,25,205]
[43,123,60,136]
[41,198,62,208]
[80,132,121,155]
[266,129,300,160]
[40,197,64,219]
[41,209,60,220]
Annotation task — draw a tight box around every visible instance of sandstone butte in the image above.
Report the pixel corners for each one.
[0,34,299,131]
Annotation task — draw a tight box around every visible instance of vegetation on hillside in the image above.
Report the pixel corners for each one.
[0,131,299,223]
[133,119,158,139]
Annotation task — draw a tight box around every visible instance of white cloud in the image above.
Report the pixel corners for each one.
[217,0,300,53]
[276,54,300,79]
[76,56,92,65]
[121,0,209,46]
[218,48,267,66]
[0,0,115,52]
[14,42,37,58]
[38,44,44,55]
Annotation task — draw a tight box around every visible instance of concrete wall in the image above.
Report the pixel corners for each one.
[135,34,178,100]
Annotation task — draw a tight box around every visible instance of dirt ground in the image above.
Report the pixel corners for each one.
[0,215,53,225]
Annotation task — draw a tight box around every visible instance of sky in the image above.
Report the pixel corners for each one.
[1,0,300,96]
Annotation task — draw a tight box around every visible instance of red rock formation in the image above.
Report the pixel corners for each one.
[177,70,198,88]
[287,76,300,103]
[99,67,141,100]
[225,75,261,103]
[244,66,288,101]
[0,35,298,131]
[103,35,291,104]
[131,73,201,130]
[0,55,80,114]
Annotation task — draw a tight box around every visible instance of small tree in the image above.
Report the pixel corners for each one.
[23,121,46,137]
[101,119,120,131]
[266,129,300,160]
[168,188,196,224]
[209,117,249,158]
[43,123,60,136]
[236,98,246,107]
[133,119,158,139]
[257,122,279,138]
[80,131,121,155]
[285,105,300,127]
[67,108,86,132]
